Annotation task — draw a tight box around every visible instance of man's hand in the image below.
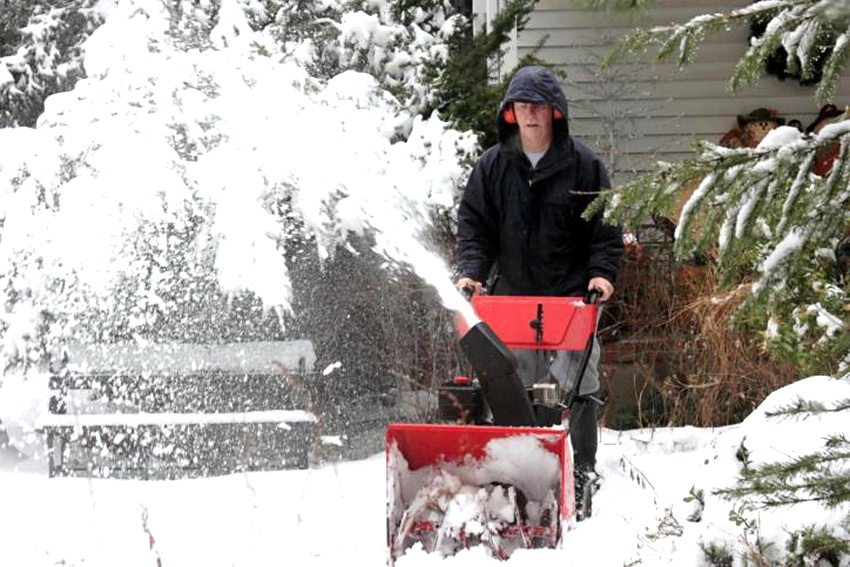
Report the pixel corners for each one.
[588,277,614,302]
[455,277,484,297]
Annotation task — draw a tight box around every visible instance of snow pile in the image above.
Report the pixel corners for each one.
[592,375,850,567]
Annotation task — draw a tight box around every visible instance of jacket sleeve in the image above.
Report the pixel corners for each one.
[456,157,498,283]
[586,159,624,284]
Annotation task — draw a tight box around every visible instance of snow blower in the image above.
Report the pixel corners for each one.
[386,292,600,563]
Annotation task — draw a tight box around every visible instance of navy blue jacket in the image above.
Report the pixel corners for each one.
[456,66,623,296]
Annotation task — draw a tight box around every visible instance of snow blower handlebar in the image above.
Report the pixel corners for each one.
[456,287,602,427]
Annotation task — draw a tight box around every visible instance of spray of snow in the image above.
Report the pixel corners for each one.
[0,62,12,88]
[322,361,343,376]
[0,372,51,458]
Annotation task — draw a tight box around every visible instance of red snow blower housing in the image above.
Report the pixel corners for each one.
[386,293,600,563]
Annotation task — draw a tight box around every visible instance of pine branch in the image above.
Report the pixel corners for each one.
[786,525,850,565]
[717,436,850,508]
[730,4,806,92]
[604,2,787,68]
[601,0,850,102]
[588,122,850,297]
[719,472,850,507]
[766,398,850,416]
[816,28,850,102]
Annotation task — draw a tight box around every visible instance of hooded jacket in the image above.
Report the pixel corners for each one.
[456,66,623,296]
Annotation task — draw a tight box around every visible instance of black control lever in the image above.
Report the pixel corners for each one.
[563,289,603,411]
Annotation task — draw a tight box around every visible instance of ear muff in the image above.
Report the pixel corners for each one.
[503,105,563,123]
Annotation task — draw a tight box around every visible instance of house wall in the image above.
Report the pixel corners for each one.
[473,0,850,182]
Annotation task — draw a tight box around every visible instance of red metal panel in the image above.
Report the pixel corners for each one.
[470,296,596,350]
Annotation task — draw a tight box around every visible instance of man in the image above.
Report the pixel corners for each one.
[454,65,623,511]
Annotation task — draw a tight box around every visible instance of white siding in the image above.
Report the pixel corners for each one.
[480,0,850,182]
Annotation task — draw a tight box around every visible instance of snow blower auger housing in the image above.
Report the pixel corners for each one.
[387,294,599,563]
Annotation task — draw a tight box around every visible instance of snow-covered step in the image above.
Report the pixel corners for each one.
[36,409,316,428]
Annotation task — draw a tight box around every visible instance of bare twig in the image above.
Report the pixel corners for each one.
[141,505,163,567]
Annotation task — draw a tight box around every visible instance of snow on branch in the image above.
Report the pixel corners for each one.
[605,1,850,103]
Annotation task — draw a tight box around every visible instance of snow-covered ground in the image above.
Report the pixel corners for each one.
[1,375,847,566]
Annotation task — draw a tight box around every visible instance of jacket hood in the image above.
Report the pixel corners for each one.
[498,66,569,143]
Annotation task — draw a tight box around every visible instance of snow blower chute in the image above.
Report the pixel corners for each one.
[386,293,599,563]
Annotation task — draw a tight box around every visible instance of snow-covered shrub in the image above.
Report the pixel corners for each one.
[0,0,477,379]
[0,0,104,127]
[264,0,466,115]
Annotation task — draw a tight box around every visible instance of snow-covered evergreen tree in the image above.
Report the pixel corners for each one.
[582,0,850,377]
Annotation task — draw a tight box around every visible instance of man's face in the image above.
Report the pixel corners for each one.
[513,101,554,133]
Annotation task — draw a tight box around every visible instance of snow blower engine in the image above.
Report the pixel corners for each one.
[386,292,600,563]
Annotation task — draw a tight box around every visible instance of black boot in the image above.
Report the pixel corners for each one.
[574,465,599,521]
